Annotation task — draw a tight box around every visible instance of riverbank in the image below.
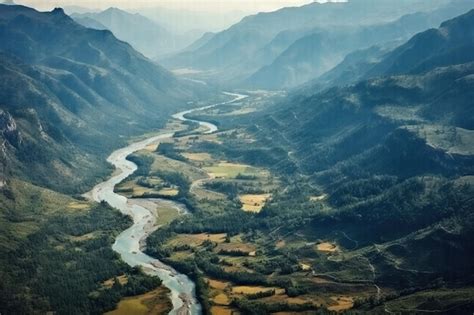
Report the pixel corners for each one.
[85,92,246,315]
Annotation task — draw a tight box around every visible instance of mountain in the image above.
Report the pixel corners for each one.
[162,0,458,86]
[179,31,215,53]
[136,6,245,35]
[228,9,474,300]
[72,15,107,30]
[0,4,205,193]
[366,8,474,78]
[299,7,474,96]
[71,7,195,58]
[297,43,396,96]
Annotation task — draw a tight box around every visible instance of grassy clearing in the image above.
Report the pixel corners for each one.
[104,287,172,315]
[232,286,278,295]
[67,201,90,210]
[0,179,93,250]
[182,152,213,161]
[150,154,207,182]
[382,287,474,313]
[102,275,128,289]
[239,193,271,213]
[210,306,234,315]
[327,296,354,311]
[316,242,339,253]
[155,204,181,226]
[204,162,262,179]
[167,233,227,248]
[405,124,474,155]
[207,279,231,290]
[156,188,179,196]
[216,239,256,255]
[212,293,231,306]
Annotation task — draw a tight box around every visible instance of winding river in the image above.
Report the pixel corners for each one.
[86,92,247,315]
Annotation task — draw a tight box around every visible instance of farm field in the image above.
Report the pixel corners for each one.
[105,287,172,315]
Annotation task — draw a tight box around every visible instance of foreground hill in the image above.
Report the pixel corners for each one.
[0,4,206,193]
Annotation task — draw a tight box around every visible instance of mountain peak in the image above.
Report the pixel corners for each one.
[103,7,124,14]
[51,7,65,15]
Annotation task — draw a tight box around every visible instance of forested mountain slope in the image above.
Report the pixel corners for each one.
[0,4,206,193]
[174,11,474,310]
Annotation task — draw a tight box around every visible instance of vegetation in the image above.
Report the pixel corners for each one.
[0,183,165,314]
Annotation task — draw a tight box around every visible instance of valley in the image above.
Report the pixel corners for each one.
[1,1,474,315]
[105,91,408,314]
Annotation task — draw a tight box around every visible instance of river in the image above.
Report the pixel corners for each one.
[86,92,247,315]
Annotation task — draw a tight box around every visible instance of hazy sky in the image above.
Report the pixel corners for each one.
[13,0,343,13]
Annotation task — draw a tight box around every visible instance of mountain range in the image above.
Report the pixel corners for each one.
[71,7,200,58]
[0,4,206,193]
[241,9,474,291]
[164,0,474,89]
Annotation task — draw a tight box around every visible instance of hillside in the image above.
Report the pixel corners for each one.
[367,8,474,77]
[0,4,206,193]
[163,0,471,88]
[149,9,474,313]
[71,7,196,58]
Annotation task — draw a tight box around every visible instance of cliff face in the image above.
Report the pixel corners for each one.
[0,109,21,149]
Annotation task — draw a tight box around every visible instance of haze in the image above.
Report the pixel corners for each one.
[14,0,344,13]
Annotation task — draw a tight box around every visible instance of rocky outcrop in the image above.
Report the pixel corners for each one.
[0,109,21,149]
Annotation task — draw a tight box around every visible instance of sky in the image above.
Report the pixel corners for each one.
[12,0,344,13]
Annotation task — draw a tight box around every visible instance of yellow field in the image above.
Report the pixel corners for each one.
[299,262,312,271]
[212,293,231,305]
[207,279,230,290]
[327,296,354,311]
[102,275,128,288]
[232,286,276,295]
[67,201,90,210]
[156,188,179,196]
[105,287,171,315]
[130,186,153,197]
[210,306,234,315]
[239,194,271,213]
[316,242,339,253]
[204,162,258,179]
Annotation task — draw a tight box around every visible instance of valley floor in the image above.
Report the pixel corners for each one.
[113,91,474,314]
